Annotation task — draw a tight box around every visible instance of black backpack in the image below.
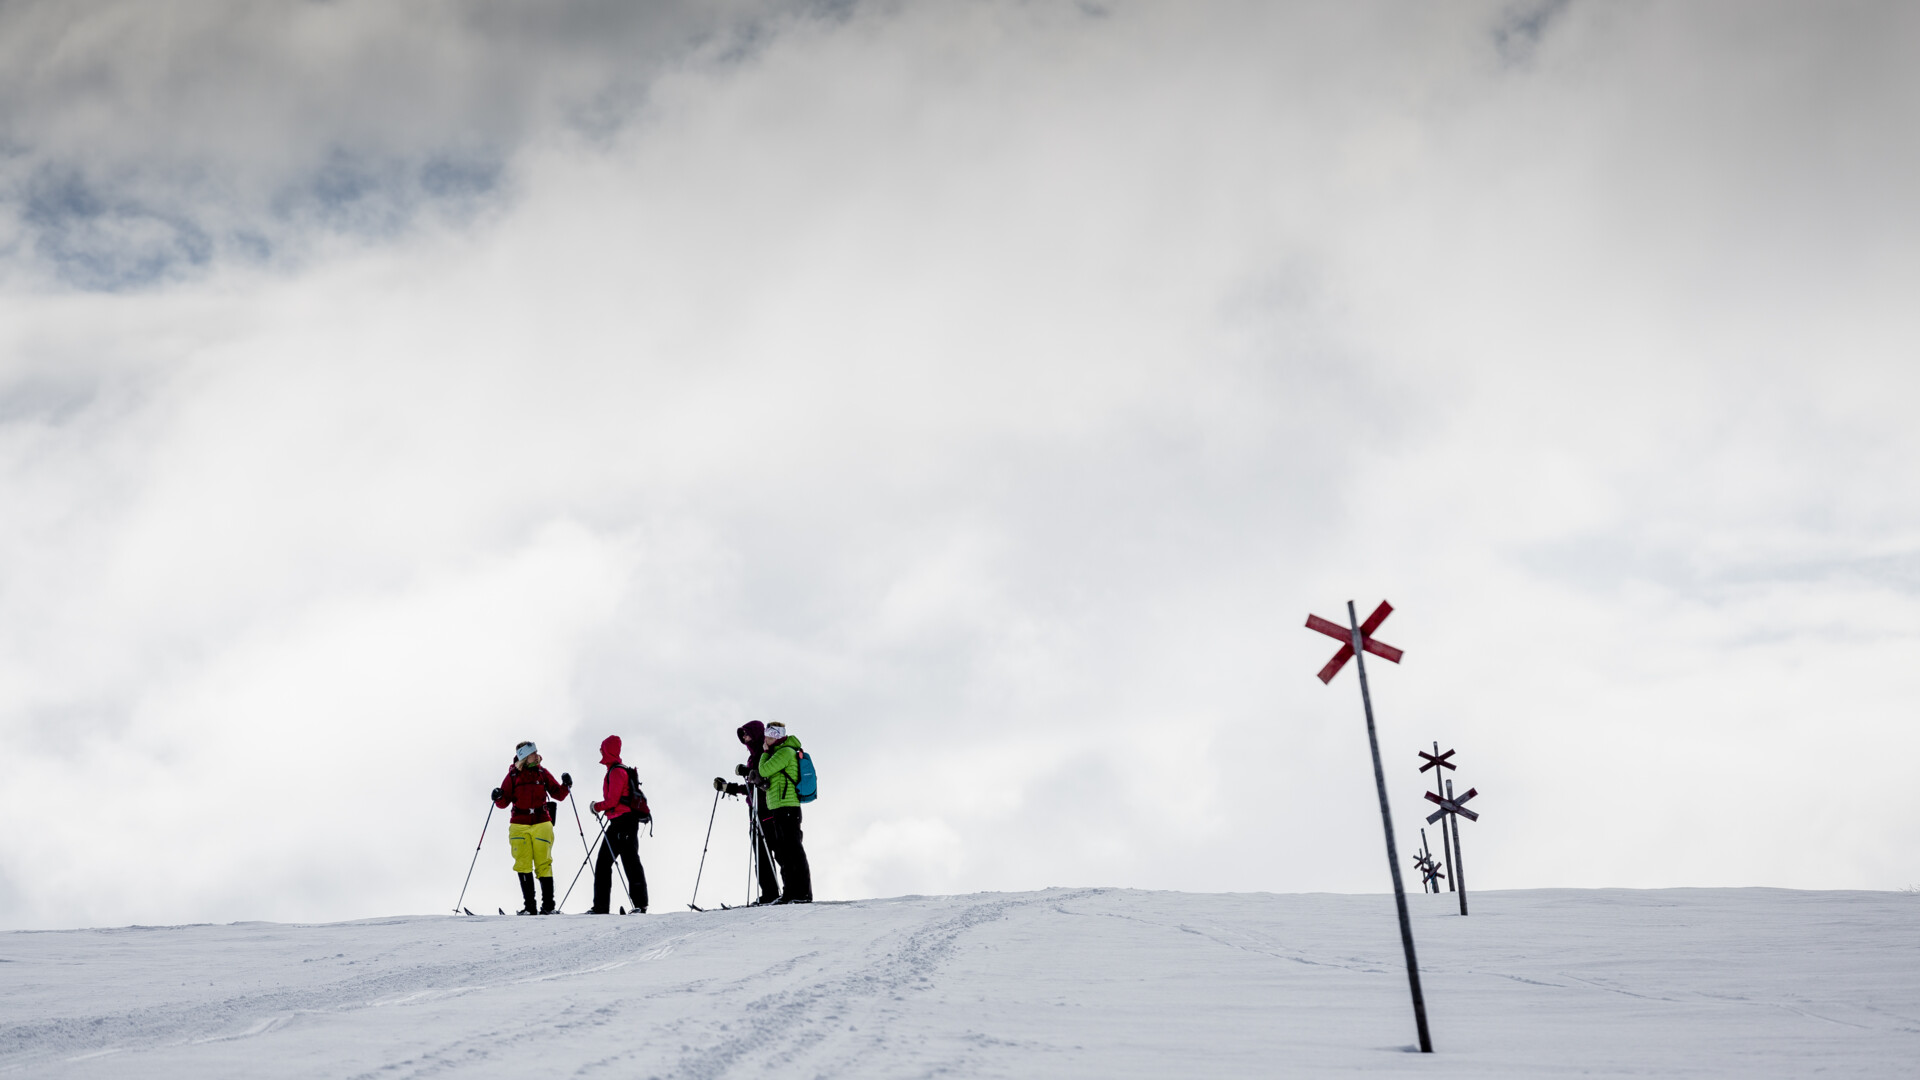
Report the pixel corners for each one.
[617,765,651,822]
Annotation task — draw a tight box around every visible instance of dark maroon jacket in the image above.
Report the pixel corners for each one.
[736,721,769,816]
[495,762,569,825]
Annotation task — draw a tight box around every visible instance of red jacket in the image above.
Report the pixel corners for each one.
[592,735,633,820]
[495,762,569,825]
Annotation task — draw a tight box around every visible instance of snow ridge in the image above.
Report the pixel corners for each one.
[3,888,1918,1078]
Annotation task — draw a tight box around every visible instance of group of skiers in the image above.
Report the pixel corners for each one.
[488,722,811,915]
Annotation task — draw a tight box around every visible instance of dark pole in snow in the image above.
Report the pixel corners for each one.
[1413,831,1426,893]
[1447,777,1468,917]
[1434,743,1456,893]
[1347,600,1433,1054]
[1413,822,1428,891]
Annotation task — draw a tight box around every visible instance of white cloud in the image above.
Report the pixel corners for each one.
[3,0,1918,927]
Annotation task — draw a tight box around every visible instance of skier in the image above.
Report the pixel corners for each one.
[757,722,813,904]
[737,720,781,906]
[492,741,571,915]
[588,735,649,914]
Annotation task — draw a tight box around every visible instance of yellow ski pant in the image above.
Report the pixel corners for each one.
[508,821,555,877]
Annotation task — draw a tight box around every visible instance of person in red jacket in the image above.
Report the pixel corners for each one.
[492,741,571,915]
[588,735,649,914]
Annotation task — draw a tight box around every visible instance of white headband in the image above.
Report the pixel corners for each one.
[765,724,786,738]
[515,742,538,761]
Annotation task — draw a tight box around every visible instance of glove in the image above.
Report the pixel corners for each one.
[491,788,504,801]
[734,763,749,777]
[561,772,572,787]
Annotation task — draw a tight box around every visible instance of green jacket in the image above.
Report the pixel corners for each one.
[757,736,804,809]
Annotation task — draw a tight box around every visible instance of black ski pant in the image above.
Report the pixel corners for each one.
[766,805,812,902]
[753,810,781,903]
[593,812,648,913]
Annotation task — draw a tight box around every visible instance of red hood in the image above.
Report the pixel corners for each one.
[600,735,622,766]
[737,721,764,747]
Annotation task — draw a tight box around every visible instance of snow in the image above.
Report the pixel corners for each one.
[3,887,1917,1077]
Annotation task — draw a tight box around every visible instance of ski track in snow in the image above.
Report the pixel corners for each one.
[2,888,1917,1077]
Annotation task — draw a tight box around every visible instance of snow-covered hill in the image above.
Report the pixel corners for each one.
[4,888,1916,1077]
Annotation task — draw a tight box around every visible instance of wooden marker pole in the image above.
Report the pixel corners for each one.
[1424,781,1479,918]
[1346,601,1432,1053]
[1447,778,1468,916]
[1414,830,1429,893]
[1306,599,1431,1054]
[1414,829,1444,893]
[1420,743,1458,893]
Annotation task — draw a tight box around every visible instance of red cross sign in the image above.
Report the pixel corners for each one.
[1305,600,1404,684]
[1418,749,1455,774]
[1424,787,1479,824]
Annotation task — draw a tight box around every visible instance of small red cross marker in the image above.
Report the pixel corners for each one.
[1414,851,1445,890]
[1305,600,1404,684]
[1418,748,1455,774]
[1424,787,1479,824]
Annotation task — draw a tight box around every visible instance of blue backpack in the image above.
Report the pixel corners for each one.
[795,748,818,803]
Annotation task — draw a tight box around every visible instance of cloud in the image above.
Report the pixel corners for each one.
[3,0,1919,927]
[1493,0,1573,64]
[0,0,789,288]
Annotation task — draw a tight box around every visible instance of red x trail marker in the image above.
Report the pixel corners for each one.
[1305,598,1432,1054]
[1424,787,1479,824]
[1418,748,1455,774]
[1305,601,1403,684]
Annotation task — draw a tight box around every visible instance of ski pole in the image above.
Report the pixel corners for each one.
[454,798,496,914]
[569,790,592,860]
[744,797,771,905]
[606,810,633,904]
[563,798,635,911]
[566,791,597,912]
[688,787,721,910]
[559,813,610,910]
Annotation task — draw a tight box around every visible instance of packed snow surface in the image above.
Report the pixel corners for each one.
[4,888,1917,1077]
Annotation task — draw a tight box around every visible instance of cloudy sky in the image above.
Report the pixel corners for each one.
[2,0,1916,928]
